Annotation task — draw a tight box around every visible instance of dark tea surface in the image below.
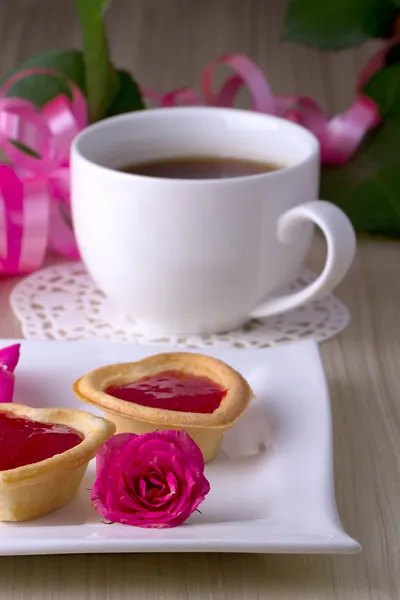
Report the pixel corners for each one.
[119,156,281,179]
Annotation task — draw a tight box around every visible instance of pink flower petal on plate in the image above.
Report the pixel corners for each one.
[0,343,21,403]
[0,344,20,371]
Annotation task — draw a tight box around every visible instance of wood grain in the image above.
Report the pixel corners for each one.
[0,1,399,599]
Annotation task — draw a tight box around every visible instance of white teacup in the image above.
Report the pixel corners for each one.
[71,107,356,335]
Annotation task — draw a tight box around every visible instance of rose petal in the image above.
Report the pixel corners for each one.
[161,481,210,526]
[167,453,186,481]
[135,439,178,461]
[141,448,183,472]
[107,477,144,514]
[148,473,165,488]
[138,476,166,501]
[165,471,178,496]
[116,439,166,472]
[144,487,162,502]
[138,492,174,511]
[138,477,147,497]
[122,464,160,492]
[164,481,191,519]
[119,471,168,513]
[142,472,178,507]
[118,466,176,514]
[95,432,138,476]
[102,507,144,527]
[91,478,115,520]
[130,476,174,510]
[162,430,206,471]
[135,430,205,471]
[145,474,196,523]
[145,477,167,499]
[167,467,210,520]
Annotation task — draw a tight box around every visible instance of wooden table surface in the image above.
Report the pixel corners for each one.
[0,1,399,599]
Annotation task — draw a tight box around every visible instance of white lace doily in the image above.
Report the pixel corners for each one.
[10,262,350,349]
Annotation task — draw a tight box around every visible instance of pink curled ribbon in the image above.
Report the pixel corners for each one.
[0,69,86,275]
[0,343,20,403]
[143,53,381,166]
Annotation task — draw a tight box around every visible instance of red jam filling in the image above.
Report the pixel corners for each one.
[105,370,227,414]
[0,412,84,471]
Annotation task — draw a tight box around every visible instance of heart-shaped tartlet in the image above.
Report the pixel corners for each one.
[73,352,253,462]
[0,404,115,522]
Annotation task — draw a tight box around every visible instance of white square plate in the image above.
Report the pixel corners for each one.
[0,339,360,556]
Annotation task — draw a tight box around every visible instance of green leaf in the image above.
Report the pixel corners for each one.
[10,140,40,159]
[363,64,400,118]
[106,70,145,117]
[74,0,119,122]
[321,118,400,235]
[283,0,398,50]
[385,42,400,65]
[2,49,85,107]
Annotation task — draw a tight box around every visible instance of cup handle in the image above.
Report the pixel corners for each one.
[250,200,356,319]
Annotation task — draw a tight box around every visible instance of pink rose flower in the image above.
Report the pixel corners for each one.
[0,344,20,404]
[91,430,210,528]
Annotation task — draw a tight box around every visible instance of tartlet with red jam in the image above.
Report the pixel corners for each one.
[0,404,115,521]
[73,352,253,462]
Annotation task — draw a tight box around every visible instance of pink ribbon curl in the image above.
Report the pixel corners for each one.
[0,69,86,275]
[143,53,381,165]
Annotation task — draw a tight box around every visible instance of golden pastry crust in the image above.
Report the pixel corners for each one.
[0,404,115,521]
[73,352,252,428]
[73,352,253,462]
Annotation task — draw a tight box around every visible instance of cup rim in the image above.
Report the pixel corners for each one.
[71,106,320,185]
